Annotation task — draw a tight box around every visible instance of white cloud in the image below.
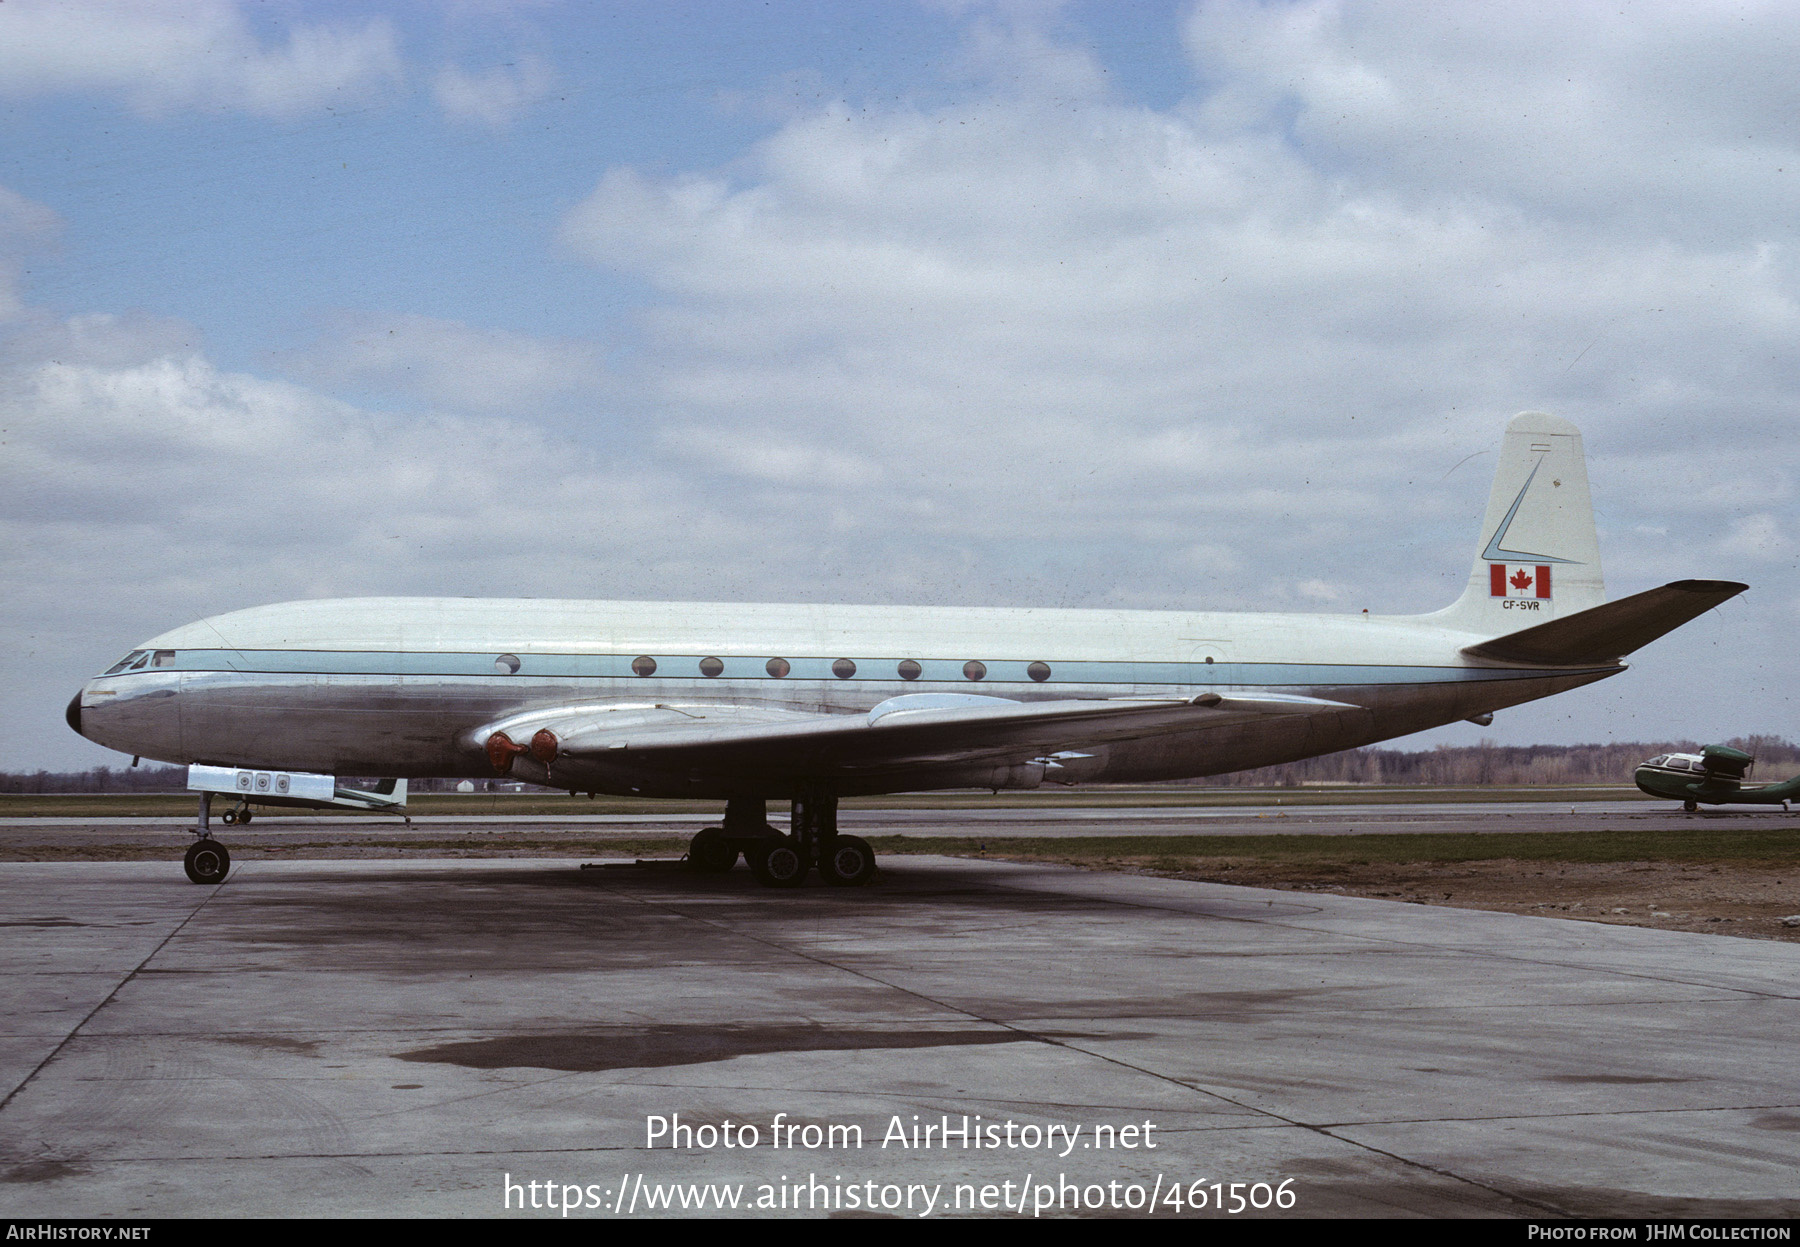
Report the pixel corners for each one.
[1716,514,1791,563]
[433,56,555,129]
[0,187,61,321]
[278,312,607,416]
[558,82,1797,611]
[1,352,645,565]
[660,425,885,489]
[0,0,403,118]
[1182,0,1800,242]
[0,310,201,369]
[947,2,1110,102]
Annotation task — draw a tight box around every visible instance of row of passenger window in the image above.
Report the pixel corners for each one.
[622,656,1055,682]
[105,648,1059,682]
[102,649,1056,681]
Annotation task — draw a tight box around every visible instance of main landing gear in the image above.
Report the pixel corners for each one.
[220,800,253,825]
[683,795,877,888]
[183,791,231,885]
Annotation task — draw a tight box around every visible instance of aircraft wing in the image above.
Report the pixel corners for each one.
[481,691,1371,785]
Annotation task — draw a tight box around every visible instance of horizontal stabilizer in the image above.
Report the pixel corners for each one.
[1461,580,1746,666]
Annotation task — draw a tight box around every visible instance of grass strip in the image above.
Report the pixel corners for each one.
[9,829,1795,867]
[864,829,1800,866]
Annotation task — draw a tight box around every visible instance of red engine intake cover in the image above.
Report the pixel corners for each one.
[530,729,559,765]
[485,731,527,775]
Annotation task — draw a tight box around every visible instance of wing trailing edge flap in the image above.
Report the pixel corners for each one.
[479,691,1368,773]
[1461,579,1747,667]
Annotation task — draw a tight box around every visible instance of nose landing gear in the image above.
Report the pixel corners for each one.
[183,791,231,884]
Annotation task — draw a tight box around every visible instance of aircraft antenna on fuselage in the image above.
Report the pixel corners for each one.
[200,616,253,673]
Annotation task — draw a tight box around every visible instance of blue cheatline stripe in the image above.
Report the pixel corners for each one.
[111,648,1605,686]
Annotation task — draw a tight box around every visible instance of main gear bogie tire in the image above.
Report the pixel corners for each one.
[750,840,808,888]
[686,827,739,873]
[820,835,877,886]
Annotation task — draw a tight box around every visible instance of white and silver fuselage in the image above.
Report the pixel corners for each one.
[70,596,1617,799]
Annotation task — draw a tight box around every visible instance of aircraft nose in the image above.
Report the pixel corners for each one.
[65,689,83,737]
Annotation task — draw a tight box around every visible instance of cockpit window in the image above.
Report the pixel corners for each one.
[1667,758,1692,771]
[103,651,145,675]
[151,650,177,668]
[1647,755,1667,766]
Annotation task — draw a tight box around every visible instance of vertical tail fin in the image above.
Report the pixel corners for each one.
[1429,412,1605,634]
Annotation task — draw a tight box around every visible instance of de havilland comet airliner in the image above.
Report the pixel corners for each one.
[67,413,1744,887]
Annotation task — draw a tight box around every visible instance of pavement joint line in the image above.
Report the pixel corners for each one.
[984,992,1770,1018]
[588,870,1576,1216]
[1302,1101,1800,1129]
[1307,1128,1573,1216]
[0,875,227,1117]
[994,1031,1576,1217]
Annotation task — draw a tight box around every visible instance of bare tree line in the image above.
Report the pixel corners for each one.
[1180,737,1800,788]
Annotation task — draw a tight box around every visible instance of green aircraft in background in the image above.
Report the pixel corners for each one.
[1635,745,1800,811]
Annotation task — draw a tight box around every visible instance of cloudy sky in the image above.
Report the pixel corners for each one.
[3,0,1794,772]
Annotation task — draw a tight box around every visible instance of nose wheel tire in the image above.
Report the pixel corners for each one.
[820,835,877,886]
[184,839,230,885]
[749,840,808,888]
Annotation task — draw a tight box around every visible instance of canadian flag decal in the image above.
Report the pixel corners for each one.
[1490,564,1551,599]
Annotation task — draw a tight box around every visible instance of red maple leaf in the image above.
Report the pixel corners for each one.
[1510,568,1532,590]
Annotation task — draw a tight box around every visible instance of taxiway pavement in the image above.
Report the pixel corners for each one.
[2,854,1796,1218]
[0,799,1785,851]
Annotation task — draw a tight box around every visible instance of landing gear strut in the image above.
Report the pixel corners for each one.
[220,800,253,826]
[183,791,231,885]
[780,791,877,887]
[683,794,876,887]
